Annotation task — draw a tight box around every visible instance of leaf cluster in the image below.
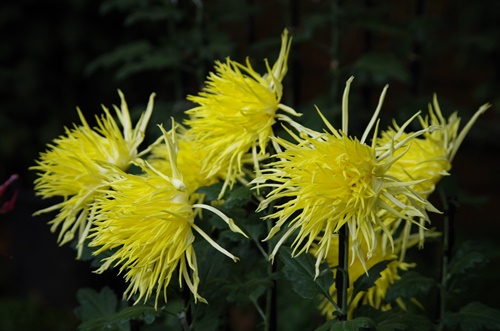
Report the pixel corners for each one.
[74,287,157,331]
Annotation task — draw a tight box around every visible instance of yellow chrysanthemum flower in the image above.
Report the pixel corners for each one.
[378,95,490,198]
[31,91,155,257]
[90,125,247,307]
[185,29,300,197]
[315,232,419,319]
[378,132,448,198]
[376,96,490,256]
[255,77,439,276]
[148,124,222,202]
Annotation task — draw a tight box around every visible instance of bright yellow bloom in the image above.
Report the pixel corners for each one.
[31,91,155,257]
[89,126,247,307]
[315,232,419,319]
[185,29,300,197]
[378,95,490,198]
[376,96,490,256]
[255,77,439,276]
[148,124,222,203]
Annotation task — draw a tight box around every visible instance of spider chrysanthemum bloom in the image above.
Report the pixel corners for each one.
[90,125,247,307]
[377,130,449,197]
[376,96,490,256]
[31,91,155,257]
[148,125,222,203]
[185,29,300,196]
[255,77,439,275]
[378,95,491,198]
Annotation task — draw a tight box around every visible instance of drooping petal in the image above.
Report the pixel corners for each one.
[89,125,245,307]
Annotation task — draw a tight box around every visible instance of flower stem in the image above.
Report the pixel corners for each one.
[265,216,278,331]
[178,287,192,331]
[437,189,457,331]
[336,223,349,320]
[178,310,191,331]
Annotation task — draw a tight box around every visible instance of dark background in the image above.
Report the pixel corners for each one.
[1,0,499,329]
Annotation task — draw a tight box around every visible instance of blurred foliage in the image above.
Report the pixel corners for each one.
[0,296,78,331]
[2,0,499,179]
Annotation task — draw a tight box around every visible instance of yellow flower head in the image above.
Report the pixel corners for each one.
[31,91,155,257]
[185,29,300,197]
[377,131,450,198]
[255,77,439,276]
[423,95,490,163]
[148,124,222,202]
[376,96,489,257]
[378,95,490,198]
[90,125,247,307]
[315,232,416,319]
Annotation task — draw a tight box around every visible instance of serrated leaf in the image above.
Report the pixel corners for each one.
[350,260,395,304]
[115,52,182,80]
[75,287,158,331]
[354,306,434,331]
[447,251,488,280]
[197,182,253,209]
[315,317,376,331]
[350,52,410,83]
[74,287,119,323]
[196,182,224,201]
[444,302,500,331]
[223,185,252,208]
[279,247,335,302]
[85,41,152,74]
[227,280,269,304]
[79,306,158,331]
[124,6,183,26]
[385,271,436,302]
[377,310,433,331]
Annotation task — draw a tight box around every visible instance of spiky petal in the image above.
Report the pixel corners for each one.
[185,29,300,197]
[31,91,155,257]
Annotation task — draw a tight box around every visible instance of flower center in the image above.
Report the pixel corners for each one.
[317,137,376,205]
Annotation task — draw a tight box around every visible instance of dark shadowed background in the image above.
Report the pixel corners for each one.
[1,0,499,329]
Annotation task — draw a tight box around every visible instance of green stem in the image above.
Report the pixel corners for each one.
[336,224,349,320]
[178,286,192,331]
[178,310,190,331]
[264,216,277,331]
[437,188,457,331]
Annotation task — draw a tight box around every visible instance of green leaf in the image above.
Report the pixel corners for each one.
[196,182,224,201]
[85,41,152,74]
[354,306,434,331]
[196,182,253,209]
[350,260,395,305]
[279,247,335,302]
[315,317,376,331]
[79,306,158,331]
[75,287,158,331]
[223,185,252,208]
[226,279,271,304]
[74,287,119,323]
[377,310,434,331]
[447,251,489,280]
[444,302,500,331]
[124,6,183,26]
[385,271,436,302]
[350,52,410,84]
